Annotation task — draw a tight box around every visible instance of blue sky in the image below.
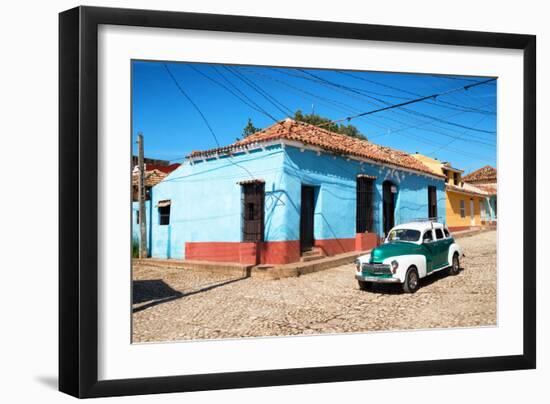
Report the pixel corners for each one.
[132,60,496,174]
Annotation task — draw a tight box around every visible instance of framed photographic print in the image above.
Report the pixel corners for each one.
[59,6,536,398]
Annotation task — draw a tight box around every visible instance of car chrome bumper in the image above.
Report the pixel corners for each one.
[355,273,401,283]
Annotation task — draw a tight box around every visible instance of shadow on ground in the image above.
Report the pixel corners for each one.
[133,279,182,305]
[363,267,463,295]
[132,277,248,313]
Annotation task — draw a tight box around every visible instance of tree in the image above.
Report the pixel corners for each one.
[293,110,367,140]
[242,118,261,138]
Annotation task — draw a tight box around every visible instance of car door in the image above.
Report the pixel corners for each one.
[433,228,448,268]
[421,229,436,273]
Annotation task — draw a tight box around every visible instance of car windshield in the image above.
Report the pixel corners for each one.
[387,229,421,243]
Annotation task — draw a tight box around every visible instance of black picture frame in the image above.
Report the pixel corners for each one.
[59,5,536,398]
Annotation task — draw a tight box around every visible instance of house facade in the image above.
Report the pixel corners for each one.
[136,119,446,265]
[412,154,496,231]
[131,161,180,253]
[463,165,497,225]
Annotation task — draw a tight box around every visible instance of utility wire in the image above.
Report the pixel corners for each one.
[162,63,255,179]
[253,67,495,146]
[369,105,496,147]
[306,74,496,129]
[427,114,491,156]
[223,66,294,117]
[245,67,495,147]
[211,66,280,123]
[188,65,266,117]
[242,67,393,132]
[336,70,496,116]
[296,69,496,134]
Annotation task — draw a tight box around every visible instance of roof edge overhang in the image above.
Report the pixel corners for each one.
[445,184,489,198]
[187,139,445,181]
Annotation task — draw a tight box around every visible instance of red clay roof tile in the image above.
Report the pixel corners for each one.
[462,165,497,183]
[188,119,442,177]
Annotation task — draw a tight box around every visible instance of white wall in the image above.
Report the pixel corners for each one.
[0,1,546,403]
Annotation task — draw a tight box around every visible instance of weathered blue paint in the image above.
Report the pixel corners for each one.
[481,195,497,222]
[133,144,446,260]
[148,145,287,259]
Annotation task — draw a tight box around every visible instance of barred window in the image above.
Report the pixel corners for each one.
[158,200,171,226]
[159,206,170,225]
[460,200,466,218]
[241,182,265,242]
[356,176,375,233]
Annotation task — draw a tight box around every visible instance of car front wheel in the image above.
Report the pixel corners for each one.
[402,267,420,293]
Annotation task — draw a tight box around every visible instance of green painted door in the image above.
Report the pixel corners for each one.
[433,228,450,268]
[421,230,436,272]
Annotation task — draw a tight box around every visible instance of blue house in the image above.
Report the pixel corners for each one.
[134,119,446,265]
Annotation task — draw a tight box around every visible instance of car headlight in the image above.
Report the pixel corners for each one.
[391,260,399,274]
[355,259,361,271]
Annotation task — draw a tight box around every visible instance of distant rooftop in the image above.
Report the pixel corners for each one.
[463,165,497,183]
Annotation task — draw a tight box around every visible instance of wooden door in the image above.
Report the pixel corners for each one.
[300,186,315,252]
[383,181,395,235]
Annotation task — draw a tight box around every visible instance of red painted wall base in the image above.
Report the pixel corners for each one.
[185,240,301,265]
[186,235,381,266]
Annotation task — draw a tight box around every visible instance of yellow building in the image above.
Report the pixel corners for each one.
[412,154,493,231]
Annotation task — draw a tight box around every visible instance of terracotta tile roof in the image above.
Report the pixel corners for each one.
[146,163,180,174]
[132,169,172,188]
[131,163,180,188]
[462,165,497,183]
[188,119,443,177]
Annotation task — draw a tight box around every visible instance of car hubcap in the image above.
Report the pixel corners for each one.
[409,272,418,289]
[453,257,458,271]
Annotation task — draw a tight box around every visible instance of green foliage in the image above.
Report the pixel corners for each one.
[294,110,367,140]
[132,237,140,258]
[242,118,261,138]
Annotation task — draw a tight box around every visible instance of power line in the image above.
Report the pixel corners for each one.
[162,63,256,179]
[163,63,495,167]
[241,67,393,133]
[246,67,495,147]
[336,70,496,116]
[254,67,495,146]
[223,66,294,118]
[305,74,496,130]
[163,63,222,146]
[188,65,267,117]
[427,114,491,156]
[369,106,496,147]
[296,69,496,134]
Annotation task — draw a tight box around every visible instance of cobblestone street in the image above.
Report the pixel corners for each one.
[132,230,496,342]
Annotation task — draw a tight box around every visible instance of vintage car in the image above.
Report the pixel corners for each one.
[355,221,462,293]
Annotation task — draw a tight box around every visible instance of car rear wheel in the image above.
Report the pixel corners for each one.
[402,267,420,293]
[358,280,373,291]
[449,253,460,276]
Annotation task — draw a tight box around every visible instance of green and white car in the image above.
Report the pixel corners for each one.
[355,221,462,293]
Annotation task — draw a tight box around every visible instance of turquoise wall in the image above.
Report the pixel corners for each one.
[147,145,287,259]
[281,147,446,240]
[485,195,497,222]
[134,144,446,259]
